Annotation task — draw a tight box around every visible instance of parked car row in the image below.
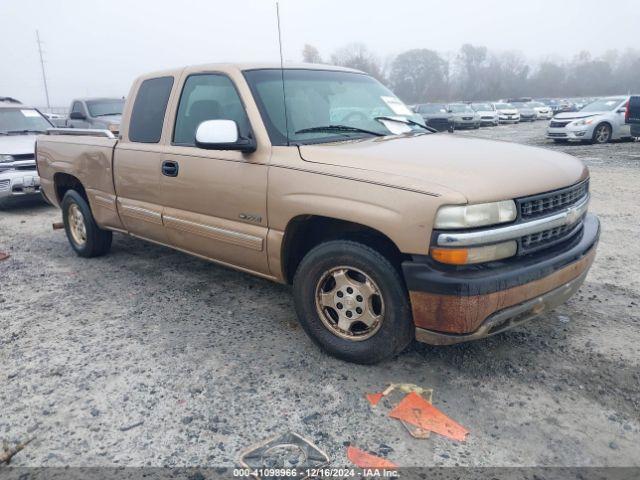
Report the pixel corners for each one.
[412,100,552,130]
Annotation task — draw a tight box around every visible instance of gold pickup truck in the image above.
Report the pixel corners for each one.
[36,63,599,364]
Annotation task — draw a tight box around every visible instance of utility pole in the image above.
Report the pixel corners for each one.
[36,30,51,112]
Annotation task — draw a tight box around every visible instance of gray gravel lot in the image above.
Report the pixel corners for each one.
[1,121,639,468]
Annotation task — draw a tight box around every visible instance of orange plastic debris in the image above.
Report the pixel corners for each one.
[347,446,398,469]
[389,392,469,442]
[0,252,9,262]
[366,392,383,406]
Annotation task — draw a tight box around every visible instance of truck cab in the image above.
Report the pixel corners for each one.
[66,97,124,133]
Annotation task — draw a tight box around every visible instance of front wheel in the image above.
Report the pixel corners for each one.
[293,240,413,364]
[62,190,112,257]
[592,123,612,144]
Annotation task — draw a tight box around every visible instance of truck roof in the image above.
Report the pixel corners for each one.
[71,97,125,102]
[136,62,363,80]
[0,102,35,110]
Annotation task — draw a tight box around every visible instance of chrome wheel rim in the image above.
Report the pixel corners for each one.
[68,203,87,246]
[315,266,384,341]
[595,125,610,143]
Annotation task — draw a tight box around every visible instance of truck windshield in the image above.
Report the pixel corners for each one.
[243,69,428,145]
[86,99,124,117]
[0,108,52,134]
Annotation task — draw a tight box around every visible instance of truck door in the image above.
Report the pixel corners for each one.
[113,76,175,244]
[159,71,270,276]
[629,96,640,137]
[617,98,632,138]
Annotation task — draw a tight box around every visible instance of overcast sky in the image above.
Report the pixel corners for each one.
[2,0,638,107]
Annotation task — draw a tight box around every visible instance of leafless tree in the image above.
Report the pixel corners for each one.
[330,43,385,81]
[302,44,323,64]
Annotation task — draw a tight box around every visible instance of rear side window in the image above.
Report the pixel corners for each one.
[129,76,174,143]
[71,102,84,114]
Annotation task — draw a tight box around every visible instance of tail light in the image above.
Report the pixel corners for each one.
[625,99,630,123]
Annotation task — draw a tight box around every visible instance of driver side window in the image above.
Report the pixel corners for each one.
[173,74,250,146]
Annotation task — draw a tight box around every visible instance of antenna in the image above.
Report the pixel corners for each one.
[276,2,290,145]
[36,30,51,112]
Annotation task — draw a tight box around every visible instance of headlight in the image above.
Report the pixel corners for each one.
[571,118,594,127]
[434,200,517,229]
[0,154,14,163]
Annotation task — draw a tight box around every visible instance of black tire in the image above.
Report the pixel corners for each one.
[293,240,413,364]
[591,123,612,144]
[61,190,112,257]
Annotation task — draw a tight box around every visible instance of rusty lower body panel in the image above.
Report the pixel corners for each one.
[402,214,600,345]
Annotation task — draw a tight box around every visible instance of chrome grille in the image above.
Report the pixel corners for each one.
[550,120,570,128]
[0,179,9,191]
[520,222,582,254]
[519,180,589,220]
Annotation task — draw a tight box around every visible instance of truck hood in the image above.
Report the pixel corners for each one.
[93,114,122,124]
[298,133,587,203]
[0,134,37,155]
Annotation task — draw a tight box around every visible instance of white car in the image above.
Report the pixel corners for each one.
[470,102,499,126]
[0,101,52,205]
[494,103,520,124]
[546,96,633,144]
[529,101,553,120]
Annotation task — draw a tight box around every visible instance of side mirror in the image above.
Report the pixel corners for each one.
[195,120,256,153]
[69,111,86,120]
[618,107,627,114]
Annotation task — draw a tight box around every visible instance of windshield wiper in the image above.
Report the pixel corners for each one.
[93,113,121,117]
[295,125,384,137]
[6,129,46,135]
[374,116,437,133]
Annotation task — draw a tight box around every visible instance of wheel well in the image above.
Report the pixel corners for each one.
[281,215,408,284]
[54,173,87,203]
[595,121,612,131]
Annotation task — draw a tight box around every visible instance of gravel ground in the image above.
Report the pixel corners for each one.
[1,121,639,469]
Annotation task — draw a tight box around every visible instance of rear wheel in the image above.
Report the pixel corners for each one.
[293,240,413,364]
[62,190,112,257]
[592,123,612,144]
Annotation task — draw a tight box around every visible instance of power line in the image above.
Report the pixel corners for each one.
[36,30,51,112]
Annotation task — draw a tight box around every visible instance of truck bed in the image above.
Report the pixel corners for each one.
[37,131,122,230]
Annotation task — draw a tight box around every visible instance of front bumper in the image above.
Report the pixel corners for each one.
[0,170,41,200]
[403,213,599,344]
[480,116,498,125]
[499,115,519,123]
[546,125,592,141]
[453,118,479,128]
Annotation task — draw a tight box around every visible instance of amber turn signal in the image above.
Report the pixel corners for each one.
[431,241,518,265]
[430,247,469,265]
